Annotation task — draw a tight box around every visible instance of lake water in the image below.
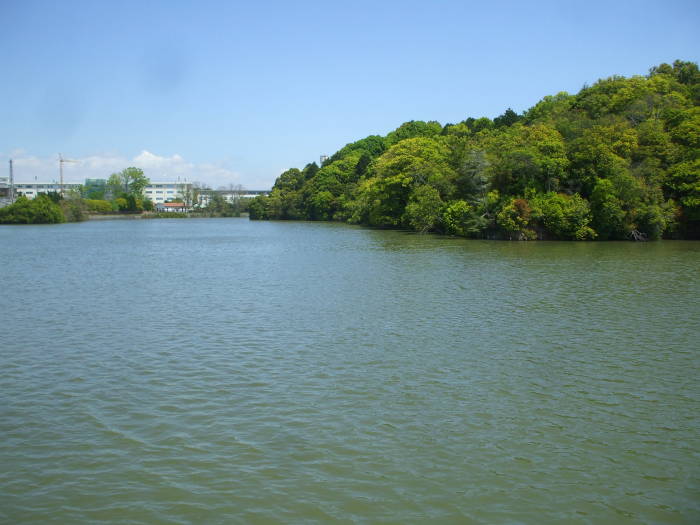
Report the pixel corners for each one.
[1,218,698,524]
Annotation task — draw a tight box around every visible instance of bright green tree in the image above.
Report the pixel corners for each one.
[404,185,444,232]
[108,167,150,196]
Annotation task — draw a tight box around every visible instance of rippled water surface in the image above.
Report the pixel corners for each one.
[1,218,699,524]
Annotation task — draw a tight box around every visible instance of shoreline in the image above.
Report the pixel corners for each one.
[88,214,144,220]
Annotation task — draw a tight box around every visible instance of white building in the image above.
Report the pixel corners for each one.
[11,180,268,207]
[13,182,81,198]
[143,182,192,204]
[0,176,11,207]
[155,202,191,213]
[196,189,270,207]
[12,181,192,204]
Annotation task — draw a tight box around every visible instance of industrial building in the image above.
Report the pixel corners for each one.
[4,179,268,207]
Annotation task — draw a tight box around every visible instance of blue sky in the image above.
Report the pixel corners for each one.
[1,0,698,189]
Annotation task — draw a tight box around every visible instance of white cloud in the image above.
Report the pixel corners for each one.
[0,150,245,189]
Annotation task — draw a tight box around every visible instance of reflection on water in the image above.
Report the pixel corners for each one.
[1,219,698,523]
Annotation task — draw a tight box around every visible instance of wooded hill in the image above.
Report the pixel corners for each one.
[249,60,699,240]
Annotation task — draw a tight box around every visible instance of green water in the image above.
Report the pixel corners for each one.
[1,218,698,524]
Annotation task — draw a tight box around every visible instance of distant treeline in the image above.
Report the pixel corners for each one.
[0,167,248,224]
[0,193,248,224]
[249,60,699,240]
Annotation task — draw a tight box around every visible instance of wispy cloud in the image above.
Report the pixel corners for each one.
[0,150,245,189]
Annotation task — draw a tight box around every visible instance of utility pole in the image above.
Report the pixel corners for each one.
[59,154,78,197]
[9,159,15,203]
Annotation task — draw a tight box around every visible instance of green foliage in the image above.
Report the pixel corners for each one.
[590,179,627,239]
[494,108,521,128]
[109,167,149,195]
[60,198,87,222]
[529,192,596,240]
[668,107,700,149]
[82,179,107,200]
[375,137,456,195]
[302,162,320,180]
[451,149,489,200]
[307,190,335,221]
[114,197,128,211]
[274,168,305,193]
[328,135,387,163]
[488,123,569,194]
[496,198,536,240]
[252,60,698,239]
[248,195,269,220]
[205,192,240,217]
[0,195,66,224]
[84,199,113,214]
[465,117,494,133]
[360,137,456,226]
[386,120,442,146]
[442,200,486,237]
[103,167,151,212]
[314,152,364,187]
[523,92,572,124]
[404,186,444,232]
[346,178,381,225]
[44,191,62,203]
[665,159,700,220]
[125,194,140,212]
[355,151,372,177]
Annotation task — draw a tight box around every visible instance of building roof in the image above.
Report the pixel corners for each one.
[160,202,187,207]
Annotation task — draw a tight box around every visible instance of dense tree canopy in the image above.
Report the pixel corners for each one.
[0,195,65,224]
[251,60,699,240]
[107,167,151,211]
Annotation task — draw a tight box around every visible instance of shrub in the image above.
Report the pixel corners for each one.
[84,199,113,214]
[496,198,536,239]
[442,199,487,237]
[60,199,87,222]
[530,192,596,240]
[0,195,65,224]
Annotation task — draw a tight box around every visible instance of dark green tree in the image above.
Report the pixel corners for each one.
[494,108,521,128]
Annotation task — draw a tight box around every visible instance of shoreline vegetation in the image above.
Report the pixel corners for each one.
[3,61,697,240]
[0,195,248,224]
[248,60,699,241]
[0,167,248,224]
[0,197,248,224]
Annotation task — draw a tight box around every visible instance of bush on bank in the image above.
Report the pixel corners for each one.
[0,195,66,224]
